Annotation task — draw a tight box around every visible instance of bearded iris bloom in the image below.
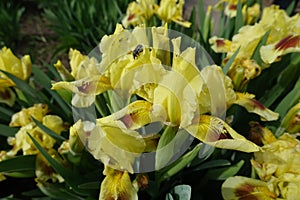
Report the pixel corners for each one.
[7,104,66,156]
[222,132,300,200]
[155,0,191,28]
[122,0,156,28]
[99,166,138,200]
[0,47,31,106]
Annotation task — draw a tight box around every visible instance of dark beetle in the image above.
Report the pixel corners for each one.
[133,44,143,59]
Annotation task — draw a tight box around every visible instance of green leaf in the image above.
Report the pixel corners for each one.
[31,117,66,142]
[4,170,35,178]
[0,105,14,116]
[224,18,235,39]
[198,0,205,32]
[192,159,231,172]
[251,30,270,65]
[77,182,99,189]
[155,126,177,170]
[0,124,18,137]
[0,70,46,104]
[158,144,202,182]
[234,0,244,35]
[259,53,300,107]
[27,133,88,196]
[37,182,85,200]
[205,160,244,180]
[275,76,300,119]
[286,0,296,16]
[32,66,72,119]
[0,155,36,173]
[223,47,240,74]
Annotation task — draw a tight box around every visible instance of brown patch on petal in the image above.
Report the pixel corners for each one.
[251,99,265,110]
[275,35,300,51]
[0,89,11,99]
[119,114,134,128]
[229,4,237,10]
[235,184,258,200]
[128,13,135,21]
[77,81,92,93]
[248,122,264,146]
[216,39,225,47]
[85,131,91,137]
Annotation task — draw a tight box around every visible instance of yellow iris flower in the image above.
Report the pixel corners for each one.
[7,104,66,156]
[211,5,300,66]
[222,133,300,200]
[259,5,300,64]
[214,0,260,24]
[99,166,138,200]
[155,0,191,28]
[0,47,31,106]
[0,47,31,88]
[122,0,156,28]
[9,104,48,127]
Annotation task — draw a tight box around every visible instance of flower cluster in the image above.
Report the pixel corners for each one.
[210,5,300,90]
[122,0,191,28]
[222,131,300,199]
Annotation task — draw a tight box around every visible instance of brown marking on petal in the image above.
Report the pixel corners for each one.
[0,89,11,99]
[235,184,258,200]
[137,174,149,190]
[77,81,92,93]
[229,4,237,10]
[128,13,135,21]
[251,99,265,110]
[85,131,91,137]
[216,39,225,47]
[248,122,263,146]
[275,35,300,51]
[218,129,233,140]
[119,114,134,128]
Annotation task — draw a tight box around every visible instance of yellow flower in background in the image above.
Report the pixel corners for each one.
[248,121,277,146]
[210,5,300,69]
[259,5,300,64]
[99,166,138,200]
[0,151,10,181]
[233,93,279,121]
[0,47,31,106]
[51,75,112,107]
[9,104,48,127]
[0,87,16,107]
[222,176,277,200]
[222,133,300,200]
[0,47,32,88]
[7,105,66,156]
[230,23,266,59]
[35,149,64,184]
[155,0,191,28]
[68,48,102,80]
[251,133,300,181]
[122,0,156,28]
[227,58,261,91]
[244,3,260,25]
[260,34,300,64]
[277,102,300,135]
[214,0,260,24]
[209,36,232,53]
